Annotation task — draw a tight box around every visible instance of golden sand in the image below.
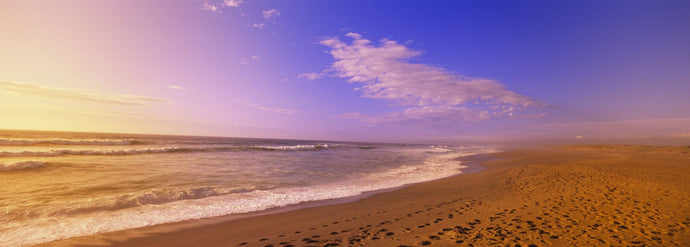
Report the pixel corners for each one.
[37,145,690,246]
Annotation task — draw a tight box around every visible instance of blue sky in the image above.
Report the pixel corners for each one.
[1,0,689,141]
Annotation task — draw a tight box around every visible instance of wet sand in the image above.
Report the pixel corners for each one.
[36,145,690,246]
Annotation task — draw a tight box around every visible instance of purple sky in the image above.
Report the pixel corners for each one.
[1,0,689,142]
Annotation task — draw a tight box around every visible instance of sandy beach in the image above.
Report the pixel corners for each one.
[6,1,690,246]
[36,145,690,246]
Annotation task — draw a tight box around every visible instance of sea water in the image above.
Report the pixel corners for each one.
[0,130,491,246]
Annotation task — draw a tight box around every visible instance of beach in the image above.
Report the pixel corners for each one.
[35,145,689,246]
[1,131,484,246]
[5,1,690,246]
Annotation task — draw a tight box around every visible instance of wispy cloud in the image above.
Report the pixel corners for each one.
[341,107,509,124]
[298,72,326,80]
[253,9,280,29]
[262,9,280,22]
[239,55,260,65]
[201,2,222,13]
[200,0,243,13]
[0,81,167,106]
[248,103,298,115]
[313,33,546,124]
[223,0,243,7]
[167,85,185,90]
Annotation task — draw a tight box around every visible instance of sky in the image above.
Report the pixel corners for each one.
[1,0,689,142]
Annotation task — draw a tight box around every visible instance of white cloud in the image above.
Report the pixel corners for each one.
[316,33,546,124]
[201,2,222,13]
[252,9,280,30]
[298,72,326,80]
[248,104,298,115]
[223,0,243,7]
[262,9,280,22]
[0,81,167,106]
[340,106,495,124]
[240,56,260,64]
[167,85,185,90]
[201,0,242,13]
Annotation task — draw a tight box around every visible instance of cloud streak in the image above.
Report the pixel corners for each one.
[253,9,280,29]
[223,0,243,7]
[201,0,243,13]
[262,9,280,22]
[313,33,546,123]
[239,55,260,64]
[201,2,221,13]
[0,81,167,106]
[298,72,326,80]
[248,103,298,115]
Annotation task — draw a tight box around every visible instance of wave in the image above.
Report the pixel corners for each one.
[0,138,138,146]
[0,144,336,158]
[426,145,453,153]
[249,144,335,151]
[50,187,240,216]
[0,147,199,157]
[0,161,46,171]
[0,149,484,247]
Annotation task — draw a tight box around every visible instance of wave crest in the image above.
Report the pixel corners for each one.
[249,144,334,151]
[0,161,46,171]
[0,138,137,146]
[0,144,337,158]
[52,187,237,216]
[0,147,219,157]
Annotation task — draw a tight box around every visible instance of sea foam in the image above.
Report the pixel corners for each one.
[0,147,209,157]
[0,144,336,158]
[0,161,46,172]
[0,138,136,146]
[249,144,334,151]
[0,131,494,247]
[0,149,477,247]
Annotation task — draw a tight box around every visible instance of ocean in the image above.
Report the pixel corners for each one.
[0,130,492,246]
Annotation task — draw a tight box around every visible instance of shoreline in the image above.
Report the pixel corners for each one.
[36,145,690,246]
[30,150,492,246]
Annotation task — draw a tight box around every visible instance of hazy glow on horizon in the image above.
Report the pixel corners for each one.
[1,0,689,141]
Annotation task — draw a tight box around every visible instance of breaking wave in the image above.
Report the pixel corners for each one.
[0,147,199,157]
[50,187,236,216]
[0,144,337,158]
[0,161,46,172]
[0,150,475,247]
[248,144,335,151]
[0,138,138,146]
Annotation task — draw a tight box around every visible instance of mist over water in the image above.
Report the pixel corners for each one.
[0,130,492,246]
